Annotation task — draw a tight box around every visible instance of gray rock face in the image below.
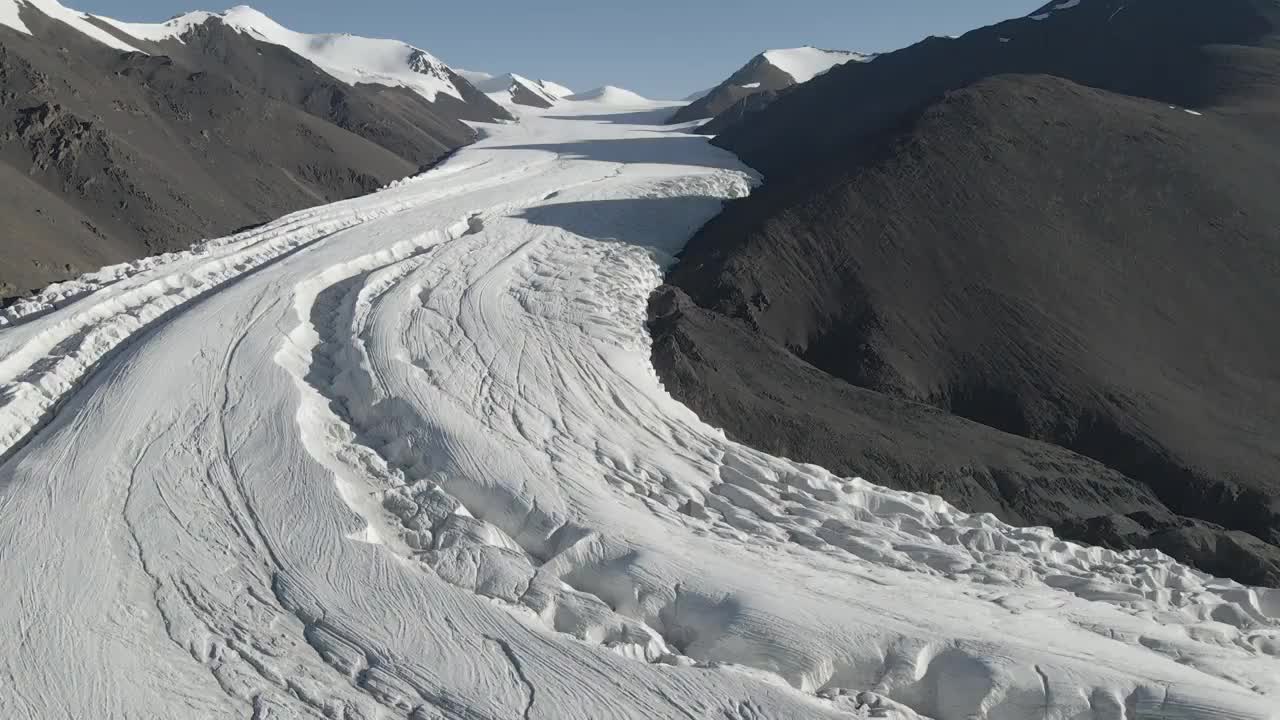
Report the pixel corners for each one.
[652,0,1280,586]
[0,5,509,298]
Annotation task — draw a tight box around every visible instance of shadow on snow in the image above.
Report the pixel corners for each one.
[516,197,733,254]
[490,135,742,170]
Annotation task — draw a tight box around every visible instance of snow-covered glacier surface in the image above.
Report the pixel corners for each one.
[1,101,1278,720]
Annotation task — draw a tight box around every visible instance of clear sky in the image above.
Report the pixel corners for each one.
[74,0,1042,98]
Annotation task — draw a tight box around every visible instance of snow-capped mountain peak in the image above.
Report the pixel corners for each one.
[567,85,650,104]
[759,46,873,83]
[669,45,872,124]
[461,71,576,108]
[472,72,557,105]
[95,5,466,102]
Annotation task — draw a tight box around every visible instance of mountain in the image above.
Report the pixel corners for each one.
[669,46,870,124]
[709,0,1280,175]
[472,72,558,107]
[466,71,574,108]
[566,85,650,104]
[0,2,508,299]
[650,0,1280,586]
[98,6,477,106]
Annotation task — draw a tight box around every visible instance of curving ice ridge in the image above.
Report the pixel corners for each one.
[0,99,1278,720]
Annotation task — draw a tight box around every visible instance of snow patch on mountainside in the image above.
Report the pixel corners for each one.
[761,46,871,83]
[1030,0,1084,20]
[0,0,142,51]
[95,4,463,101]
[0,0,30,35]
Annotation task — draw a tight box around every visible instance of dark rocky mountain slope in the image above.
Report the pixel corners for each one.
[0,3,508,299]
[651,0,1280,586]
[115,18,509,160]
[713,0,1280,176]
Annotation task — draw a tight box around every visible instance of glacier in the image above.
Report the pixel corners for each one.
[0,98,1278,720]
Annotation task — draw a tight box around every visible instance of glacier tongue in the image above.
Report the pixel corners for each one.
[0,101,1278,720]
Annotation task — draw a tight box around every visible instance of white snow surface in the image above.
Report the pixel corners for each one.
[95,4,463,101]
[1,103,1279,720]
[0,0,29,35]
[0,0,142,51]
[567,84,650,104]
[536,78,575,99]
[761,46,871,83]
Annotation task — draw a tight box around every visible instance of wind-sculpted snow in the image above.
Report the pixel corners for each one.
[1,100,1278,720]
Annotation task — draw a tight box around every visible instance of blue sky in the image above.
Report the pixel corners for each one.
[76,0,1042,98]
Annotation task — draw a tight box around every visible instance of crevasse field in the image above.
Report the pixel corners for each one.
[1,99,1277,720]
